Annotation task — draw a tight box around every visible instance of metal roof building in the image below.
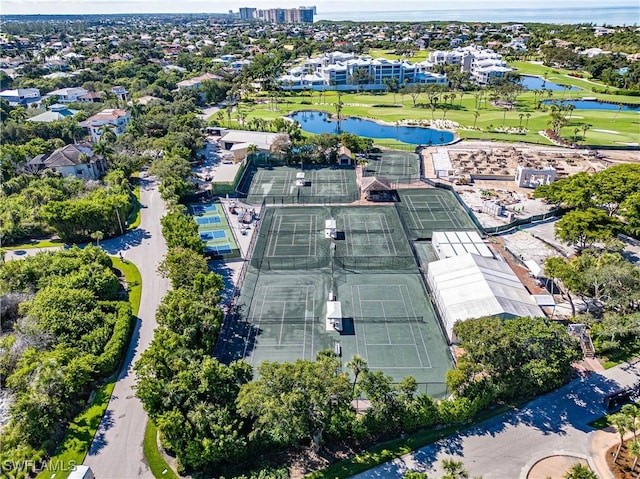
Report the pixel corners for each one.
[427,253,544,343]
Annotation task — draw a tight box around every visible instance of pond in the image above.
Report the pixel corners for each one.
[288,111,455,145]
[541,99,640,111]
[520,75,580,92]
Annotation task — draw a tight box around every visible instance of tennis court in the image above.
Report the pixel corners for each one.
[362,151,421,184]
[333,206,417,271]
[216,205,452,395]
[241,165,359,205]
[250,207,331,270]
[396,188,480,240]
[189,201,240,258]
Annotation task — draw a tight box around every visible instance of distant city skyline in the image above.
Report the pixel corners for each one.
[3,0,639,15]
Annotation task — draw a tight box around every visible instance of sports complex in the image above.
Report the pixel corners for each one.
[209,151,488,397]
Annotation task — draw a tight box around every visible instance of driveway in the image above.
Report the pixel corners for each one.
[351,360,640,479]
[84,173,169,479]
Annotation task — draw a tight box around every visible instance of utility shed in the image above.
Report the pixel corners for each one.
[325,218,337,239]
[326,301,343,331]
[427,253,544,343]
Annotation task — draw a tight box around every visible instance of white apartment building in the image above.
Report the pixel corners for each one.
[428,45,513,85]
[278,52,447,91]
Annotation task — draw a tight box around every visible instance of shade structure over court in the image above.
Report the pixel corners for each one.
[427,253,544,342]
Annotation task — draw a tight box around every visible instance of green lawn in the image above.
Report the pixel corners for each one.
[35,382,116,479]
[239,88,639,148]
[144,421,179,479]
[602,338,640,369]
[34,259,141,478]
[2,239,66,250]
[111,256,142,316]
[127,174,142,230]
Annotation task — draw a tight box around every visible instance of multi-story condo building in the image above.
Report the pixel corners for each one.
[278,52,447,91]
[240,6,315,23]
[428,45,513,85]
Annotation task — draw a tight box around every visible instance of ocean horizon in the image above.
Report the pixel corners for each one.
[315,5,639,25]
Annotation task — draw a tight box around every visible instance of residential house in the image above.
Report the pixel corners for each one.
[82,109,130,143]
[27,104,78,123]
[26,143,106,180]
[45,87,89,103]
[176,72,223,90]
[0,88,41,106]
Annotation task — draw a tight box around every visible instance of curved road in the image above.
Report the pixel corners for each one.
[84,174,169,479]
[352,359,640,479]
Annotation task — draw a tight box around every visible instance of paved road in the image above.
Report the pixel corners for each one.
[352,359,640,479]
[84,174,169,479]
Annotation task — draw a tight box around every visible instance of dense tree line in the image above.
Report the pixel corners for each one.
[534,164,640,246]
[0,247,134,469]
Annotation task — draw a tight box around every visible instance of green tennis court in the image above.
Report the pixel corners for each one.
[241,165,359,205]
[362,151,421,184]
[217,205,452,395]
[396,188,479,239]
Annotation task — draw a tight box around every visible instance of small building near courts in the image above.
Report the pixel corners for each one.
[359,176,392,202]
[337,145,354,166]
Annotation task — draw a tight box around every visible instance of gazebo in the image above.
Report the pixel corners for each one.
[359,176,392,201]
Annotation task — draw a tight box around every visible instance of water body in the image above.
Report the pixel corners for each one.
[520,75,580,92]
[542,99,640,111]
[289,111,455,145]
[316,5,638,25]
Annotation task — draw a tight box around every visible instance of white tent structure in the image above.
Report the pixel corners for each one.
[427,253,544,343]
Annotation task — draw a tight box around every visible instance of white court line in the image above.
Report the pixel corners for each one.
[405,195,426,229]
[279,301,287,345]
[381,213,397,256]
[265,215,280,257]
[291,223,297,246]
[381,302,392,345]
[399,284,432,368]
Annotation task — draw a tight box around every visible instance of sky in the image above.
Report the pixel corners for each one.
[3,0,639,15]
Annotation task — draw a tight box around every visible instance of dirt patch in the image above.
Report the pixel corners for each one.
[606,439,640,479]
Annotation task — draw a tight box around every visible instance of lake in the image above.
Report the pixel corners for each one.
[520,75,580,92]
[288,111,455,145]
[541,99,640,111]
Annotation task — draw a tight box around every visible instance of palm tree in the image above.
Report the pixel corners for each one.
[573,127,580,143]
[246,143,258,161]
[622,404,639,438]
[525,113,531,129]
[90,230,104,246]
[518,113,524,128]
[581,123,591,143]
[473,110,480,129]
[628,439,640,474]
[93,140,113,162]
[441,458,469,479]
[346,355,368,413]
[62,118,83,144]
[9,106,27,124]
[502,107,508,127]
[563,463,598,479]
[98,124,117,144]
[612,103,623,122]
[610,412,633,463]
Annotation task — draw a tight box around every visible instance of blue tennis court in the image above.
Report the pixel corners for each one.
[205,245,233,255]
[200,230,227,240]
[192,204,220,215]
[196,215,222,225]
